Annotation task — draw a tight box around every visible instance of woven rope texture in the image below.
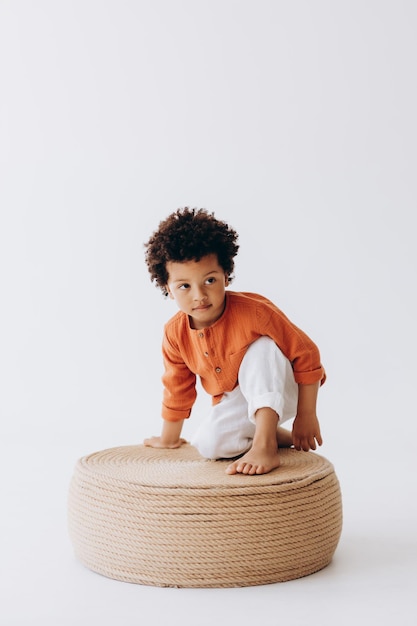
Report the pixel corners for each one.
[68,444,342,588]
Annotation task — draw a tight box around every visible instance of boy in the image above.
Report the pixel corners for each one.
[144,207,325,475]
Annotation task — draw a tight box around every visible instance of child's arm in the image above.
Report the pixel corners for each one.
[292,381,323,452]
[144,419,186,449]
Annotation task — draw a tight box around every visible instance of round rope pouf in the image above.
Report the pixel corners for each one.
[68,444,342,588]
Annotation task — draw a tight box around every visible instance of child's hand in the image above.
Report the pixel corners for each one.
[292,414,323,452]
[143,436,187,449]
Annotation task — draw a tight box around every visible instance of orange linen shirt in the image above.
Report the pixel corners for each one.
[161,291,325,422]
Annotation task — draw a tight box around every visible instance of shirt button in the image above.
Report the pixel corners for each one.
[215,367,222,373]
[199,332,204,338]
[204,351,209,357]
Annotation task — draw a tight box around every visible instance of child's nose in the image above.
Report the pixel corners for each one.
[192,286,207,301]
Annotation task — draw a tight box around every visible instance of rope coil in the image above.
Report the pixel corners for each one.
[68,444,342,587]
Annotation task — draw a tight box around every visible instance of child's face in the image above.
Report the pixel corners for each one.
[165,254,229,329]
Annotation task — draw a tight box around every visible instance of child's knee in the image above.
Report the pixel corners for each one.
[238,336,298,423]
[239,336,290,387]
[191,430,253,460]
[243,335,286,365]
[193,438,222,460]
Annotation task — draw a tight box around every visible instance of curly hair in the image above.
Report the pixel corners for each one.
[144,207,239,295]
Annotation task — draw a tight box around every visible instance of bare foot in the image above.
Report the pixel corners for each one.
[225,446,281,476]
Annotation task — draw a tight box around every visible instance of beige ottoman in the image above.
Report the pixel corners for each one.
[68,444,342,588]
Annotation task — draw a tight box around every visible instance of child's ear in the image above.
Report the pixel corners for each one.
[165,286,174,299]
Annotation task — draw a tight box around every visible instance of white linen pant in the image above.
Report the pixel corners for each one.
[190,336,299,459]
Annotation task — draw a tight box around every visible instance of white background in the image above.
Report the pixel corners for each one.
[1,1,416,624]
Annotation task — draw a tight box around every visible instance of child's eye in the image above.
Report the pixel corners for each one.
[205,277,216,285]
[179,283,190,290]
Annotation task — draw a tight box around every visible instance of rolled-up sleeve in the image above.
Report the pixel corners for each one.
[259,306,326,386]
